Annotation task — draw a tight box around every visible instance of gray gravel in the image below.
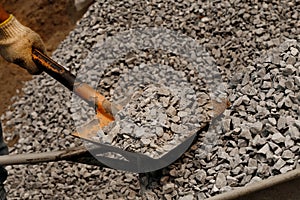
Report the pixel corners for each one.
[79,53,212,159]
[1,0,300,199]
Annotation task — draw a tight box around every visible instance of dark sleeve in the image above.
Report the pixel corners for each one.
[0,122,8,156]
[0,184,6,200]
[0,121,8,183]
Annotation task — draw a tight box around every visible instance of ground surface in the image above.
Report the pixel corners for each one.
[0,0,81,114]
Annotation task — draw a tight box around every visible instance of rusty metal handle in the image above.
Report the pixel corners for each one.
[32,49,115,127]
[32,49,75,91]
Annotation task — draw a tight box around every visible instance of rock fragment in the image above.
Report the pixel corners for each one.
[215,173,227,189]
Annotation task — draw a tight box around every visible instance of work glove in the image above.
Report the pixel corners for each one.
[0,15,46,75]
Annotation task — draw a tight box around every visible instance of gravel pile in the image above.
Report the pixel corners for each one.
[77,52,213,159]
[102,82,209,159]
[2,0,300,199]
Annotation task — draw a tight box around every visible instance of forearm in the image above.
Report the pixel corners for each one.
[0,5,9,23]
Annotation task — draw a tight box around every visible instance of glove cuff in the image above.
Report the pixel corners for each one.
[0,15,28,40]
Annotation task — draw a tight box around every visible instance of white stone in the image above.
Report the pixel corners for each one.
[215,172,227,189]
[271,131,285,143]
[274,158,286,170]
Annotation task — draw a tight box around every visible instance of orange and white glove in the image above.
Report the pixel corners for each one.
[0,15,46,75]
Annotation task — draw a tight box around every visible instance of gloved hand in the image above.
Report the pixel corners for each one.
[0,15,46,75]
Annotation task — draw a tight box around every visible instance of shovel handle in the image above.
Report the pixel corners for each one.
[32,49,115,126]
[32,49,75,91]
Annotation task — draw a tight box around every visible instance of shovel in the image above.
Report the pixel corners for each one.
[0,49,227,173]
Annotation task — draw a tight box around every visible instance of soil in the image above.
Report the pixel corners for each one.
[0,0,88,115]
